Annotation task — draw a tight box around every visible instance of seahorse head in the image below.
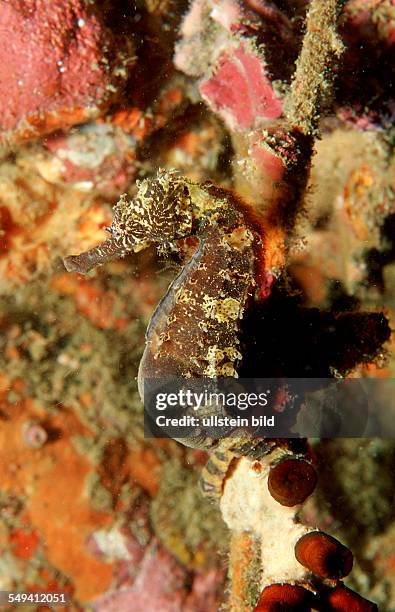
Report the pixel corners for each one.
[63,169,195,274]
[108,169,193,251]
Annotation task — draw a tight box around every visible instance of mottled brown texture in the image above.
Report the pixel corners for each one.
[64,236,125,275]
[287,0,346,134]
[63,169,265,392]
[138,180,265,386]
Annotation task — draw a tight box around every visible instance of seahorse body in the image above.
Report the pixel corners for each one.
[132,177,268,451]
[65,168,264,380]
[63,169,274,456]
[138,187,259,382]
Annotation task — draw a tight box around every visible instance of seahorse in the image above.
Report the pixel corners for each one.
[64,168,290,488]
[63,170,379,610]
[65,169,263,380]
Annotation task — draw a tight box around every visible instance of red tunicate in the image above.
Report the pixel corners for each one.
[254,583,314,611]
[295,531,353,580]
[321,584,378,612]
[267,458,317,506]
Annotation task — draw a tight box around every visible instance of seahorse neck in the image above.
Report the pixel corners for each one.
[188,183,231,233]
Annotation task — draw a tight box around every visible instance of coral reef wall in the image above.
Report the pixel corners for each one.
[0,0,394,610]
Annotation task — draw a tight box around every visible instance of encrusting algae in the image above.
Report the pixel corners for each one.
[0,0,395,609]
